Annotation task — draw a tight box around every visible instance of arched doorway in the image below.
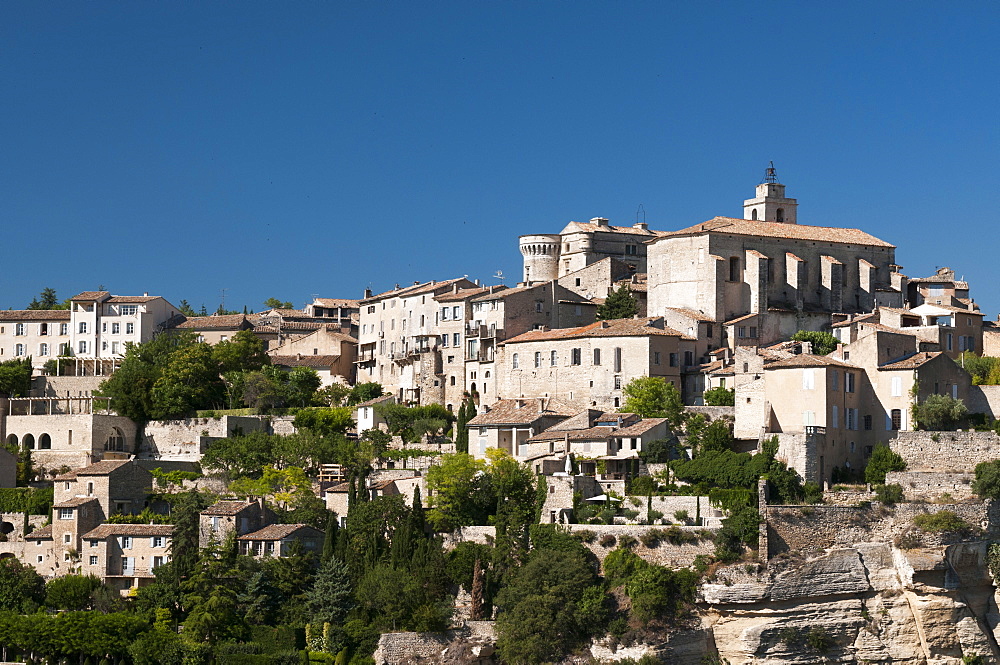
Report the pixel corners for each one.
[105,428,125,452]
[38,434,51,450]
[22,434,34,450]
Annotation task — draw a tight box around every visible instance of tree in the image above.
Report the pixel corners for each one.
[596,284,638,320]
[150,343,224,418]
[44,574,101,610]
[912,394,968,431]
[293,407,355,438]
[201,432,276,479]
[0,358,33,397]
[791,330,839,355]
[425,453,490,531]
[211,329,269,374]
[305,557,353,627]
[177,300,198,317]
[287,367,322,407]
[28,288,59,310]
[703,386,735,406]
[864,444,907,485]
[264,298,294,310]
[622,376,685,426]
[347,382,384,406]
[0,558,45,612]
[973,460,1000,500]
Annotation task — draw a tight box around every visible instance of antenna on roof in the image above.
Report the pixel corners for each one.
[762,161,779,184]
[635,204,646,224]
[494,269,505,285]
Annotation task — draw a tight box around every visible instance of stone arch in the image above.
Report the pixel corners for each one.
[104,427,126,452]
[22,434,34,450]
[0,522,13,535]
[38,434,51,450]
[5,434,16,449]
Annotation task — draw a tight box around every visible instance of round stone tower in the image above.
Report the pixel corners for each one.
[519,234,561,284]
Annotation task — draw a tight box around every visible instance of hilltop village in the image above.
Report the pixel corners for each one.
[2,168,1000,663]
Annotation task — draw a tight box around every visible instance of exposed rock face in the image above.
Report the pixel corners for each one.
[705,542,1000,664]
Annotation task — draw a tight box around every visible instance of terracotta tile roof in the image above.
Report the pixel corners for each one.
[664,307,714,322]
[270,355,341,368]
[54,460,132,481]
[53,496,99,509]
[612,418,669,437]
[0,310,71,321]
[831,313,877,328]
[237,524,323,541]
[765,354,858,370]
[503,317,690,344]
[918,303,983,315]
[71,291,111,301]
[469,285,540,302]
[261,308,305,317]
[362,278,475,304]
[353,395,393,408]
[528,417,667,442]
[82,524,174,539]
[201,500,256,516]
[468,397,577,426]
[558,221,666,237]
[878,351,944,370]
[434,287,499,303]
[325,482,351,493]
[653,217,895,248]
[254,321,326,334]
[107,296,161,303]
[25,525,52,540]
[312,299,360,308]
[724,313,758,325]
[176,315,251,330]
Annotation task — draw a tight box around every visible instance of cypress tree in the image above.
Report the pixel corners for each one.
[322,512,339,562]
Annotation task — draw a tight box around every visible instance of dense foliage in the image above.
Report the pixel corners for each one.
[911,394,968,431]
[790,329,839,355]
[864,444,907,485]
[621,376,685,427]
[596,284,638,320]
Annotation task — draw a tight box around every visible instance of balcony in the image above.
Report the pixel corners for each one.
[465,324,504,340]
[355,350,376,363]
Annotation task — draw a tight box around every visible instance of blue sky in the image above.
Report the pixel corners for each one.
[2,2,999,316]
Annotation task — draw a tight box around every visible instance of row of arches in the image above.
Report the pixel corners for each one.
[6,434,51,450]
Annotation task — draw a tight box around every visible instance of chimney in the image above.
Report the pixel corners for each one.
[591,217,610,227]
[474,278,480,286]
[143,292,148,297]
[364,288,372,298]
[453,283,460,293]
[633,222,648,230]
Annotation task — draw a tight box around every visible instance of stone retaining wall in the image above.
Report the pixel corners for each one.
[886,471,976,501]
[372,622,496,665]
[140,416,267,459]
[890,430,1000,472]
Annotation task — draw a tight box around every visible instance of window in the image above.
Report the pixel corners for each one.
[571,348,581,365]
[102,322,107,333]
[78,341,87,354]
[14,323,24,336]
[112,322,120,334]
[441,334,448,347]
[126,322,134,334]
[946,333,953,351]
[119,305,137,315]
[625,244,638,255]
[534,352,542,368]
[614,375,622,390]
[706,324,713,338]
[535,301,543,313]
[64,534,71,544]
[39,323,48,336]
[121,536,132,549]
[751,208,758,220]
[550,350,558,367]
[59,508,73,520]
[738,327,746,338]
[447,355,454,363]
[453,333,460,346]
[87,482,94,495]
[60,323,68,335]
[845,372,855,393]
[112,342,120,354]
[594,348,601,365]
[14,344,24,357]
[151,536,165,548]
[831,406,839,428]
[653,351,660,365]
[776,208,784,222]
[729,257,740,281]
[452,306,460,319]
[79,322,87,334]
[802,369,815,390]
[863,414,872,430]
[749,327,757,338]
[891,377,902,397]
[89,556,98,566]
[831,371,839,391]
[684,351,694,366]
[102,341,108,351]
[153,556,165,569]
[39,343,48,356]
[890,409,902,431]
[613,347,622,372]
[669,353,678,367]
[512,353,519,369]
[846,408,858,431]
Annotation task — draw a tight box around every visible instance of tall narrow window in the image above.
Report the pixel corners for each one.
[890,409,902,431]
[613,347,622,373]
[751,208,758,220]
[534,352,541,368]
[512,353,519,369]
[593,348,601,365]
[776,208,784,222]
[550,350,557,367]
[729,257,740,281]
[571,348,581,365]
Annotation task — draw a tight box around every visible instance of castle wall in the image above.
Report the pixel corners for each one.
[889,430,1000,472]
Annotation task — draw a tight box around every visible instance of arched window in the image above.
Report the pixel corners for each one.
[5,435,17,449]
[105,428,125,452]
[38,434,51,450]
[22,434,34,450]
[776,208,784,223]
[751,208,758,220]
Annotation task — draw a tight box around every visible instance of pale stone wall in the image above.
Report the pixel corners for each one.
[31,376,105,397]
[5,413,137,471]
[885,471,976,501]
[139,416,266,460]
[890,430,1000,472]
[968,384,1000,417]
[372,621,496,665]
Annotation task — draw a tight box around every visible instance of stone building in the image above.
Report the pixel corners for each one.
[520,217,663,284]
[496,317,694,411]
[53,459,153,518]
[198,499,274,548]
[906,266,972,309]
[174,314,255,345]
[268,326,359,385]
[80,524,173,594]
[237,524,324,558]
[0,310,71,370]
[466,397,577,459]
[465,281,596,408]
[303,297,361,335]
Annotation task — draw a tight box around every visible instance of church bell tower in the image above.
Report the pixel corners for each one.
[743,162,797,224]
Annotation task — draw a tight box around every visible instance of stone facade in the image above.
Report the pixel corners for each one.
[0,310,72,370]
[520,219,658,284]
[138,415,267,460]
[890,430,1000,472]
[885,471,976,502]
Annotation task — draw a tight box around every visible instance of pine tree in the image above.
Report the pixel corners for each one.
[305,557,353,627]
[596,284,638,320]
[455,399,469,454]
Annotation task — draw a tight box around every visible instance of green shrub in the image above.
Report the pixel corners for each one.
[599,534,617,548]
[913,510,973,534]
[618,534,638,549]
[875,483,904,505]
[673,510,690,523]
[864,444,906,485]
[647,509,664,523]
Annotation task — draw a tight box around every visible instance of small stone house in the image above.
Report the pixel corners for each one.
[53,459,153,518]
[80,523,173,595]
[198,499,274,548]
[237,524,324,558]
